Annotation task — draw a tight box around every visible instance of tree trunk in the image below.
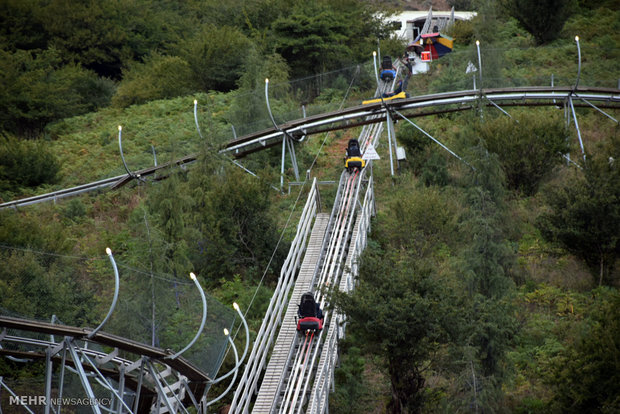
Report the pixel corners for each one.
[388,358,425,413]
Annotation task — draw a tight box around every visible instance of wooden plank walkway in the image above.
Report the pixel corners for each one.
[252,213,329,413]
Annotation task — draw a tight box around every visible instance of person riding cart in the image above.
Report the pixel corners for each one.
[296,292,324,332]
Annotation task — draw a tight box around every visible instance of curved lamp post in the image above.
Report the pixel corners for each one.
[167,272,207,360]
[372,51,379,88]
[265,79,279,132]
[475,40,482,89]
[117,126,134,178]
[88,248,120,338]
[210,302,249,384]
[205,328,240,408]
[574,36,582,90]
[193,99,204,140]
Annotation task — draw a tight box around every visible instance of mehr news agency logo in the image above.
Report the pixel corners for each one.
[9,395,112,407]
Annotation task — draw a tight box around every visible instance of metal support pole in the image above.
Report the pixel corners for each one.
[265,78,300,190]
[574,94,619,124]
[88,248,119,339]
[75,349,134,414]
[44,347,54,414]
[300,105,307,142]
[67,342,102,414]
[393,110,475,171]
[146,362,176,414]
[389,112,400,174]
[281,133,287,191]
[131,358,146,414]
[486,98,515,121]
[475,40,484,120]
[117,364,126,414]
[0,377,36,414]
[168,273,207,360]
[57,343,67,414]
[287,137,300,182]
[568,96,586,161]
[385,110,395,176]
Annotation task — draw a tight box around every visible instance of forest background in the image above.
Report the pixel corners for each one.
[1,0,619,412]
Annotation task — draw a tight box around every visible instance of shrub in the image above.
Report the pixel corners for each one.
[112,54,194,108]
[0,48,113,135]
[0,135,60,193]
[500,0,578,44]
[477,111,568,196]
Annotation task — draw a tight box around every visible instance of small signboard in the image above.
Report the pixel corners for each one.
[421,51,432,62]
[363,143,381,160]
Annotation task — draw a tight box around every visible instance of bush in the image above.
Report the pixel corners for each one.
[0,48,113,135]
[181,25,251,92]
[112,54,194,108]
[476,110,568,195]
[0,135,60,193]
[500,0,578,44]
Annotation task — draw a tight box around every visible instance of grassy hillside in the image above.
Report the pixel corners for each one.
[1,0,619,412]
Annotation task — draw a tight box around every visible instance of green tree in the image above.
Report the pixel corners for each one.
[477,111,568,196]
[270,0,387,78]
[537,143,620,285]
[188,161,284,282]
[0,210,97,325]
[330,344,369,413]
[147,171,192,278]
[38,0,187,79]
[500,0,577,44]
[112,54,194,107]
[0,135,60,194]
[0,0,48,50]
[181,25,251,92]
[548,287,620,413]
[397,123,433,177]
[333,246,463,413]
[456,146,517,410]
[0,48,113,135]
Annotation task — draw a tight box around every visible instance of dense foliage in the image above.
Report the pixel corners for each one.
[500,0,578,44]
[537,136,620,286]
[0,0,619,413]
[0,0,390,136]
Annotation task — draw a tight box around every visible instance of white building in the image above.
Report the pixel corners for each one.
[388,9,477,42]
[384,9,476,74]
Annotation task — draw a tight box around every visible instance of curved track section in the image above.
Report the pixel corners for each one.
[0,315,209,413]
[221,86,619,159]
[2,86,617,210]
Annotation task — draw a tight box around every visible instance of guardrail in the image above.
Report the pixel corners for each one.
[230,178,321,412]
[307,173,374,414]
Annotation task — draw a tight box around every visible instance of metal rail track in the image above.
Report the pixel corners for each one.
[2,86,617,210]
[220,86,620,158]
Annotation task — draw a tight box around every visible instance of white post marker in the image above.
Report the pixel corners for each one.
[362,143,381,160]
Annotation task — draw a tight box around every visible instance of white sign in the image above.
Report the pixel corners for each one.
[466,61,478,73]
[363,143,381,160]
